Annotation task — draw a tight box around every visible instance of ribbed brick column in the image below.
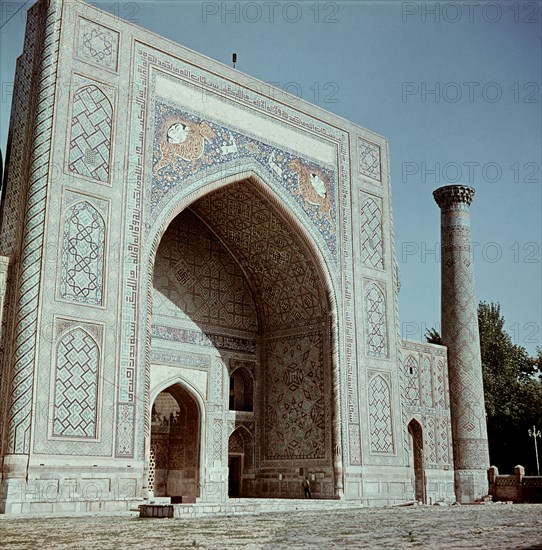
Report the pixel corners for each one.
[433,185,489,503]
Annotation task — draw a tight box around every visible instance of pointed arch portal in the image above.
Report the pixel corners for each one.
[149,383,200,499]
[149,176,338,499]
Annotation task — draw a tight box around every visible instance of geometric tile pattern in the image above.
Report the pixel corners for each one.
[78,18,119,71]
[358,136,381,182]
[404,355,420,406]
[435,359,446,408]
[426,416,437,463]
[152,101,338,256]
[434,185,489,474]
[153,209,258,333]
[439,418,450,464]
[53,328,99,438]
[7,0,62,454]
[151,324,255,354]
[264,332,326,460]
[421,356,433,408]
[68,85,113,182]
[368,375,394,453]
[148,445,157,492]
[116,403,135,457]
[360,197,384,269]
[191,183,327,330]
[60,201,105,305]
[364,282,388,357]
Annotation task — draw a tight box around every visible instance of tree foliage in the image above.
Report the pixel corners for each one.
[426,302,542,475]
[478,302,542,474]
[424,327,442,346]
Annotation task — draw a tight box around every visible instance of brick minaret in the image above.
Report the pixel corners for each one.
[433,185,490,503]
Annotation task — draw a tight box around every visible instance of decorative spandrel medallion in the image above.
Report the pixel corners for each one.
[151,101,338,257]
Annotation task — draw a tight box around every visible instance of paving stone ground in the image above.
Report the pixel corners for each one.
[1,503,541,549]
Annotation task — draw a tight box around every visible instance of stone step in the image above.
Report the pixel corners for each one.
[145,498,364,519]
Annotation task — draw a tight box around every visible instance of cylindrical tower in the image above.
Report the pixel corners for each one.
[433,185,490,503]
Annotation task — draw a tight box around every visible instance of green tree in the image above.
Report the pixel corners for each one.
[426,302,542,475]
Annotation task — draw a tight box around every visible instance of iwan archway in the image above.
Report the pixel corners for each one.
[147,175,340,501]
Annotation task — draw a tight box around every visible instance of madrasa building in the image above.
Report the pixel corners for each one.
[0,0,490,514]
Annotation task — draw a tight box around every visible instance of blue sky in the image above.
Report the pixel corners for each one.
[1,0,540,353]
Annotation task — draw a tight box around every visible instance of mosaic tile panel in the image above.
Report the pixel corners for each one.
[116,403,135,457]
[123,42,350,464]
[7,0,62,454]
[358,137,381,182]
[77,18,119,71]
[151,325,255,354]
[439,418,450,464]
[360,196,384,269]
[68,85,113,183]
[0,4,41,256]
[404,355,420,406]
[368,375,394,454]
[435,186,490,476]
[153,209,258,333]
[152,101,338,256]
[264,332,327,460]
[422,356,433,408]
[60,201,105,306]
[53,328,99,438]
[212,418,222,463]
[348,424,361,465]
[191,183,327,330]
[364,282,388,357]
[148,444,157,492]
[426,416,437,463]
[435,359,446,408]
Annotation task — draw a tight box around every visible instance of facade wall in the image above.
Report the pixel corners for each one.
[400,339,455,503]
[0,0,460,512]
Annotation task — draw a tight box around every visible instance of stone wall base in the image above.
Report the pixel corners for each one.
[0,460,146,514]
[455,469,489,503]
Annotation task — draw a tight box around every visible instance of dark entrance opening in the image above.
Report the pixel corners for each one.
[228,455,242,497]
[408,419,426,504]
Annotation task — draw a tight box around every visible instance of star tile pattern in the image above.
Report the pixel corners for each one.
[53,328,99,438]
[358,137,381,182]
[153,209,258,333]
[60,201,105,305]
[78,18,119,71]
[264,332,326,460]
[191,183,327,331]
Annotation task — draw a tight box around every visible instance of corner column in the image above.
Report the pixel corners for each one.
[433,185,490,503]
